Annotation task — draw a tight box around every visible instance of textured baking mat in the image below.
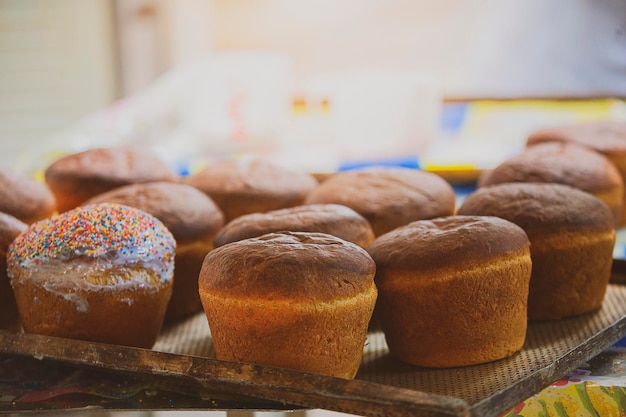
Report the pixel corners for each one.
[2,282,626,417]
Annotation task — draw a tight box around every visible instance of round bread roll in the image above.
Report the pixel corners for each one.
[85,182,225,321]
[0,212,27,330]
[478,142,624,225]
[199,231,377,378]
[526,121,626,224]
[7,203,175,348]
[367,215,532,368]
[458,183,615,321]
[0,167,56,224]
[183,158,318,222]
[44,146,177,213]
[213,204,374,249]
[304,168,456,236]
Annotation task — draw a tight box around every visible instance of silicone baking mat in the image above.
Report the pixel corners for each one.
[3,281,626,417]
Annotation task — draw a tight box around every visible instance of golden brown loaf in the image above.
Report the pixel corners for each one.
[458,183,615,320]
[367,215,532,367]
[85,182,225,321]
[0,212,27,330]
[199,231,377,378]
[44,146,177,213]
[526,121,626,224]
[303,168,456,236]
[183,158,318,222]
[479,142,624,225]
[7,203,175,348]
[0,167,56,224]
[213,203,375,248]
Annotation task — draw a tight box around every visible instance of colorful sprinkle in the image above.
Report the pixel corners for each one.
[7,203,175,283]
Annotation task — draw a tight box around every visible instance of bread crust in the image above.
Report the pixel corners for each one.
[458,183,616,320]
[303,168,455,236]
[45,147,177,212]
[199,231,377,378]
[479,142,624,224]
[0,167,56,224]
[184,158,318,222]
[367,215,532,367]
[0,213,27,329]
[214,204,374,248]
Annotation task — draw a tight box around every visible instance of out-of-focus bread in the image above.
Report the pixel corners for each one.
[304,168,456,236]
[213,204,374,248]
[0,212,27,330]
[85,182,225,321]
[458,183,615,320]
[199,231,377,378]
[44,146,177,213]
[183,158,318,222]
[0,167,56,224]
[479,142,624,225]
[367,215,532,367]
[527,120,626,224]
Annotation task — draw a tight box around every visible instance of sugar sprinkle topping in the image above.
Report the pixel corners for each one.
[8,203,175,281]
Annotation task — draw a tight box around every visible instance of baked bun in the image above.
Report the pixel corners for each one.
[0,167,56,224]
[304,168,456,236]
[44,146,177,213]
[0,212,27,330]
[199,231,377,378]
[458,183,615,320]
[367,216,531,367]
[213,204,374,249]
[183,158,318,222]
[526,121,626,224]
[85,182,225,322]
[7,203,175,348]
[478,142,624,225]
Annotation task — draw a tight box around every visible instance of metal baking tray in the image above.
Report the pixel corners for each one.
[3,263,626,417]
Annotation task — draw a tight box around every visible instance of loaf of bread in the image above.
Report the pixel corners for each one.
[0,212,27,330]
[527,120,626,224]
[304,168,456,236]
[7,203,176,348]
[45,146,177,213]
[0,167,56,224]
[479,142,623,225]
[199,231,377,378]
[213,203,374,248]
[458,183,615,320]
[367,215,532,367]
[184,158,318,222]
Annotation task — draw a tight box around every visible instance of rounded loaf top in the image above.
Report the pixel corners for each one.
[45,146,177,184]
[526,121,626,154]
[7,202,176,283]
[200,231,376,301]
[303,168,456,236]
[85,182,224,244]
[479,141,623,193]
[213,203,374,248]
[458,182,615,234]
[0,167,56,224]
[367,215,530,272]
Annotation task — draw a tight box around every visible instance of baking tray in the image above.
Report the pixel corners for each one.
[3,263,626,417]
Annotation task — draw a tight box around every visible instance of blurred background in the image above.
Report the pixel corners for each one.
[2,0,625,174]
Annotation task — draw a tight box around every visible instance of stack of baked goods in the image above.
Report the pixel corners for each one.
[478,141,623,225]
[0,128,622,377]
[526,120,626,224]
